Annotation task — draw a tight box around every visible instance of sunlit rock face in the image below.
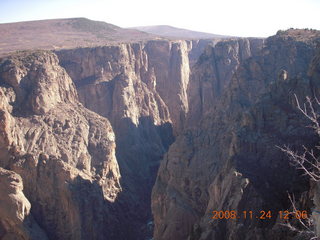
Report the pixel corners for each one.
[0,51,121,240]
[0,168,31,240]
[56,40,215,135]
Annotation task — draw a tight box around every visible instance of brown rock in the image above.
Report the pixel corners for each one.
[0,51,121,239]
[54,39,223,238]
[187,38,264,125]
[152,29,320,240]
[56,39,219,134]
[0,168,31,240]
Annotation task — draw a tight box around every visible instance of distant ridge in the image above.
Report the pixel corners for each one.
[0,18,156,56]
[130,25,231,39]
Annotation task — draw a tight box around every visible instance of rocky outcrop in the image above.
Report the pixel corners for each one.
[152,29,320,240]
[0,51,122,239]
[55,39,224,132]
[187,38,264,125]
[57,40,198,133]
[0,168,48,240]
[0,168,30,239]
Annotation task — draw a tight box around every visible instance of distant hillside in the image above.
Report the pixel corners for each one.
[131,25,230,39]
[0,18,156,56]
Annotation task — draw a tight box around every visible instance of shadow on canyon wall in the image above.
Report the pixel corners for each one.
[69,116,174,240]
[114,117,174,239]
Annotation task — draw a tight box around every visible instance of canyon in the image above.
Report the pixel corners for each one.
[0,18,320,240]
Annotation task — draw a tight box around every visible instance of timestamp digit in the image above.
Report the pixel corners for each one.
[260,210,271,219]
[230,211,236,219]
[283,210,289,220]
[211,211,218,219]
[295,210,302,219]
[301,210,308,219]
[243,210,253,219]
[225,211,230,219]
[279,210,290,220]
[295,210,308,219]
[266,210,271,219]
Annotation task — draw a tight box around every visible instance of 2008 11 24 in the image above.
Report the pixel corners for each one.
[211,210,308,220]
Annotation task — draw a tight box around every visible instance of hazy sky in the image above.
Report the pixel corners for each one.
[0,0,319,37]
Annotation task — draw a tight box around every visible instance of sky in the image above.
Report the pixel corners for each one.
[0,0,319,37]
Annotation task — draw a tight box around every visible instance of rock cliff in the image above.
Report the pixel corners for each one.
[54,40,220,238]
[187,38,264,125]
[0,51,122,239]
[0,168,48,240]
[0,38,224,240]
[1,26,319,240]
[56,40,216,134]
[152,29,320,240]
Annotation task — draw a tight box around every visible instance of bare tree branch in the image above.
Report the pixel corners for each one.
[288,193,314,233]
[294,94,320,135]
[278,95,320,239]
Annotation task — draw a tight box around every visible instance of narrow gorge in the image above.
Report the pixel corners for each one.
[0,19,320,240]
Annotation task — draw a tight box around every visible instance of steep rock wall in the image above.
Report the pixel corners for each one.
[55,40,220,238]
[55,38,265,239]
[152,30,320,240]
[0,51,122,240]
[57,40,197,133]
[187,38,264,125]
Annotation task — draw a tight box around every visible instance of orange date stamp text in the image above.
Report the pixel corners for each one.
[211,210,308,220]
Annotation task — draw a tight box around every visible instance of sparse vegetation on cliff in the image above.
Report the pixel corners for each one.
[280,95,320,239]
